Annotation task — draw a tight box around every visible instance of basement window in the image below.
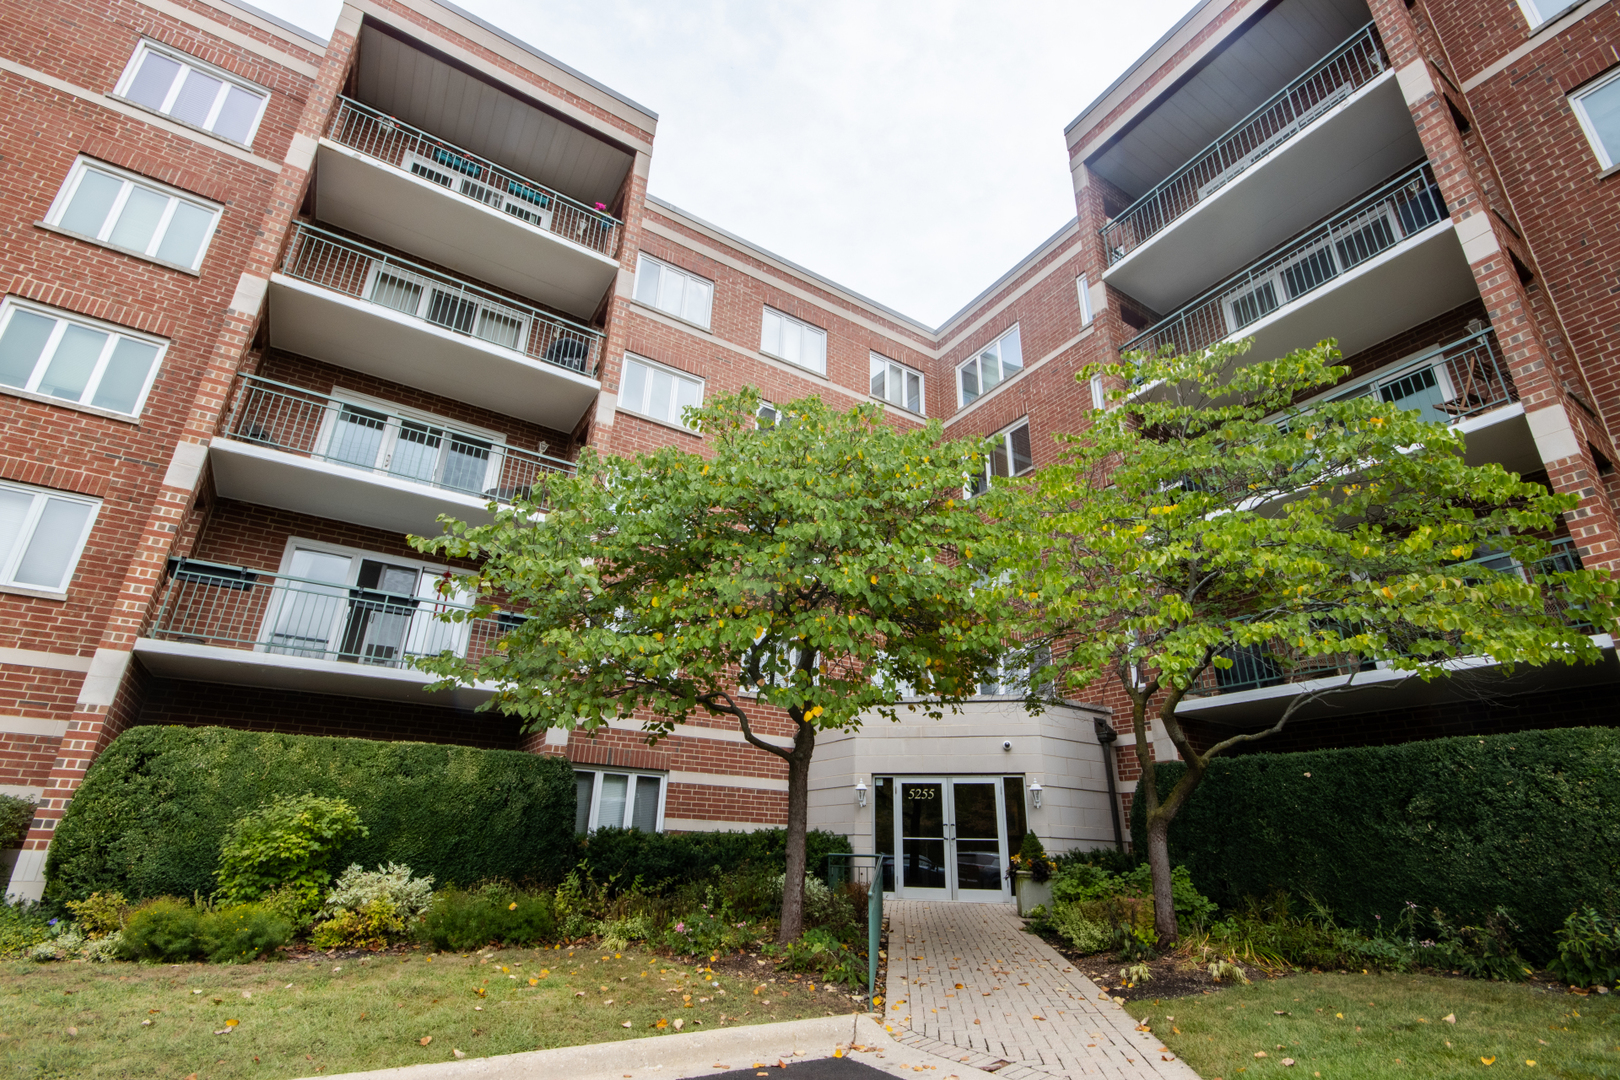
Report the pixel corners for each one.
[574,769,665,833]
[114,40,269,147]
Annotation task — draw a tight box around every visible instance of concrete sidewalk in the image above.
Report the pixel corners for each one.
[300,1013,1008,1080]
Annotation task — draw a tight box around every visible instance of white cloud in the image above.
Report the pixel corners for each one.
[248,0,1196,325]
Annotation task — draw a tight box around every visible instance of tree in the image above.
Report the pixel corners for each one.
[410,390,1008,940]
[992,339,1620,946]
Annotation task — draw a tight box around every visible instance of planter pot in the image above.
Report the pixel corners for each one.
[1014,871,1051,916]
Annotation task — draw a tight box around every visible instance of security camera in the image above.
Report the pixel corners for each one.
[1001,740,1013,752]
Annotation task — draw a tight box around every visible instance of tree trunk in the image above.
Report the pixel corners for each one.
[1145,811,1177,945]
[776,720,816,943]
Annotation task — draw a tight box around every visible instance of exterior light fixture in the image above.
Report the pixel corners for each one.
[1027,779,1043,810]
[855,780,868,808]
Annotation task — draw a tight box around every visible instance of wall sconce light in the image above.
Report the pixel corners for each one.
[1027,780,1043,810]
[855,780,868,808]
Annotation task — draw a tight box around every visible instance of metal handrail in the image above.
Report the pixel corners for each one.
[279,223,604,378]
[1101,23,1388,264]
[1323,326,1517,424]
[824,853,885,1003]
[147,558,510,671]
[1122,162,1445,361]
[1188,539,1586,697]
[326,96,622,259]
[222,374,576,504]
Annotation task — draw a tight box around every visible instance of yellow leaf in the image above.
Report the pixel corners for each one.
[224,1019,239,1028]
[656,1018,669,1029]
[419,1036,433,1046]
[1482,1057,1496,1065]
[529,978,538,986]
[1526,1061,1536,1067]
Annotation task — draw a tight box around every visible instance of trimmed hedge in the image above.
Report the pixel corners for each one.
[1130,727,1620,958]
[45,726,577,904]
[579,826,852,891]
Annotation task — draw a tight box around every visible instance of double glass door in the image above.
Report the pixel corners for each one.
[881,777,1014,902]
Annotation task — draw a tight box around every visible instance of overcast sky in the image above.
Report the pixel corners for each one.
[250,0,1196,327]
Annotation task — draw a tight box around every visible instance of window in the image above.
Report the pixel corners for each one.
[46,159,221,272]
[0,481,99,594]
[869,353,924,415]
[1076,274,1094,326]
[1090,375,1107,411]
[980,645,1052,697]
[1572,70,1620,168]
[0,299,166,417]
[574,769,665,833]
[1517,0,1582,29]
[958,326,1023,406]
[760,307,827,375]
[315,391,505,497]
[969,420,1033,496]
[634,255,714,329]
[114,41,269,146]
[619,354,703,429]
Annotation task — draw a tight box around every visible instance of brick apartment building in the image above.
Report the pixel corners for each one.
[1,0,1617,903]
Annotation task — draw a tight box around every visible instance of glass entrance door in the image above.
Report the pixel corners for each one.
[889,776,1012,902]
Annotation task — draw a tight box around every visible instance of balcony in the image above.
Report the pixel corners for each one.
[1101,24,1423,313]
[1175,540,1619,724]
[133,559,502,708]
[1122,164,1479,380]
[209,375,575,535]
[268,224,603,430]
[315,97,621,319]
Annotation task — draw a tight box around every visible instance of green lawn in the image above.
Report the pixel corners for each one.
[1128,972,1619,1080]
[0,946,859,1079]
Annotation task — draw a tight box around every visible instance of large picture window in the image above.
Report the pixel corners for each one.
[1572,70,1620,169]
[760,307,827,375]
[574,769,666,833]
[619,354,703,430]
[870,353,924,415]
[46,159,221,272]
[958,326,1023,406]
[0,299,166,418]
[634,255,714,329]
[114,41,269,146]
[0,481,100,594]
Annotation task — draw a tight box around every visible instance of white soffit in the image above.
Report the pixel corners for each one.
[355,23,634,209]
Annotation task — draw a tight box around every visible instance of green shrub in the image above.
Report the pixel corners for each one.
[579,827,851,893]
[121,898,204,961]
[321,863,434,920]
[215,794,368,910]
[1131,727,1620,960]
[421,888,558,950]
[0,793,35,847]
[0,900,53,958]
[1052,846,1143,876]
[1548,907,1620,987]
[45,726,578,904]
[201,904,292,963]
[310,900,404,950]
[1052,904,1112,953]
[64,891,128,937]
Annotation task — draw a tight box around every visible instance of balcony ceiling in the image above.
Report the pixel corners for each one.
[1089,0,1372,202]
[355,23,633,210]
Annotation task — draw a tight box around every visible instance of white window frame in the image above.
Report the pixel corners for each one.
[634,254,715,330]
[1076,274,1094,326]
[574,768,667,833]
[969,418,1034,497]
[759,307,828,375]
[1516,0,1583,29]
[1571,69,1620,169]
[869,352,925,415]
[0,481,100,596]
[313,388,507,496]
[0,297,168,419]
[1090,375,1107,411]
[259,538,470,664]
[44,158,222,273]
[112,39,270,147]
[957,325,1024,407]
[618,353,704,431]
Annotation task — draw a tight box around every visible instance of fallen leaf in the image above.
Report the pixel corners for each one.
[656,1018,669,1029]
[674,1019,685,1031]
[1525,1062,1536,1067]
[141,1020,152,1027]
[1482,1057,1496,1066]
[225,1019,239,1028]
[834,1050,843,1058]
[453,1049,466,1059]
[1282,1059,1295,1067]
[1444,1013,1456,1024]
[1255,1052,1268,1058]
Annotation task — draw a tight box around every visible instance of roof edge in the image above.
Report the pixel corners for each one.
[217,0,331,46]
[932,217,1080,338]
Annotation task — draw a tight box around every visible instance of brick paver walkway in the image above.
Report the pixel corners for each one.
[881,901,1200,1080]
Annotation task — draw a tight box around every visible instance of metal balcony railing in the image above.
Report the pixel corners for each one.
[326,96,622,259]
[1100,23,1388,264]
[279,223,604,377]
[147,559,514,671]
[222,374,576,503]
[1121,163,1446,362]
[1187,539,1586,698]
[1325,326,1517,424]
